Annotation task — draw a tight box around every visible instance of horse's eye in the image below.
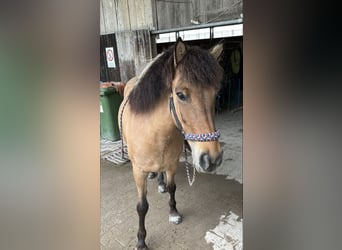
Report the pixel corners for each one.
[176,92,187,101]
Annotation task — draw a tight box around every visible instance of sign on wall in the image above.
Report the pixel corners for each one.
[105,47,116,68]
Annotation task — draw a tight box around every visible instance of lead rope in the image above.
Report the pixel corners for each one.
[184,141,196,186]
[120,97,129,160]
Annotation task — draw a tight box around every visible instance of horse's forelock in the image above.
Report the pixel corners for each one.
[177,46,223,90]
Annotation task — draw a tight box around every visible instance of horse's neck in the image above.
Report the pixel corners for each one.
[151,95,180,137]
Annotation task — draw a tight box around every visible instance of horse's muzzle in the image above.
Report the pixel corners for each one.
[199,150,223,172]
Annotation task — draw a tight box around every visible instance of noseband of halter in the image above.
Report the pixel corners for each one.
[169,95,220,142]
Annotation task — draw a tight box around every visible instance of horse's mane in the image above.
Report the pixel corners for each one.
[128,44,223,114]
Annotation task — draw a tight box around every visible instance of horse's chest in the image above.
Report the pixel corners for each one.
[135,134,183,170]
[157,135,182,162]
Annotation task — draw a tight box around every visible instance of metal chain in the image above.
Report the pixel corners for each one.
[184,141,196,186]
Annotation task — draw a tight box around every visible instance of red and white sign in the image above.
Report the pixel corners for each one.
[105,47,116,68]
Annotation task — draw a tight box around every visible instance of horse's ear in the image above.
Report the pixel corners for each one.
[209,41,224,61]
[174,37,187,67]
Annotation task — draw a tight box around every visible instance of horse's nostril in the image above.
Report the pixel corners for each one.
[199,151,223,171]
[214,151,223,166]
[199,153,211,170]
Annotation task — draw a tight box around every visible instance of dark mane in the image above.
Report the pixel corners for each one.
[178,46,223,90]
[128,44,223,114]
[128,46,174,114]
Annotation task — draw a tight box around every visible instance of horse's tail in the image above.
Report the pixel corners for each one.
[100,81,126,97]
[113,82,126,97]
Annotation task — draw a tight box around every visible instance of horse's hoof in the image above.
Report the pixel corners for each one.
[169,214,182,224]
[158,184,167,193]
[135,245,148,250]
[147,172,157,179]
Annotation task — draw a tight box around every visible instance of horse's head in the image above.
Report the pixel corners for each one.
[170,38,224,173]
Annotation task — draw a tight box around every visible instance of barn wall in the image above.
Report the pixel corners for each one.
[100,0,242,34]
[115,30,153,82]
[100,0,243,82]
[100,0,155,34]
[155,0,242,30]
[100,34,121,82]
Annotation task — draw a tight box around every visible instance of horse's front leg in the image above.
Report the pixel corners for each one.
[133,169,149,250]
[166,170,182,224]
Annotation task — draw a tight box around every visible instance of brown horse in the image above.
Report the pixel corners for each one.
[118,38,224,250]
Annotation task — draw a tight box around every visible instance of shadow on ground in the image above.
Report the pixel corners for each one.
[101,159,242,250]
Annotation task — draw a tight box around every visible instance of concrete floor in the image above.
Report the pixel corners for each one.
[101,109,243,249]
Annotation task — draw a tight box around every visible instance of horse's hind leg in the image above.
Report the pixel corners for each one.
[157,172,167,193]
[166,170,182,224]
[133,169,149,250]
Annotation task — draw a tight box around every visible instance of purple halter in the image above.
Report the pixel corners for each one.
[183,130,221,142]
[169,96,220,142]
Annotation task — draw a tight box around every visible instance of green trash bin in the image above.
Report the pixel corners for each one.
[100,87,123,141]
